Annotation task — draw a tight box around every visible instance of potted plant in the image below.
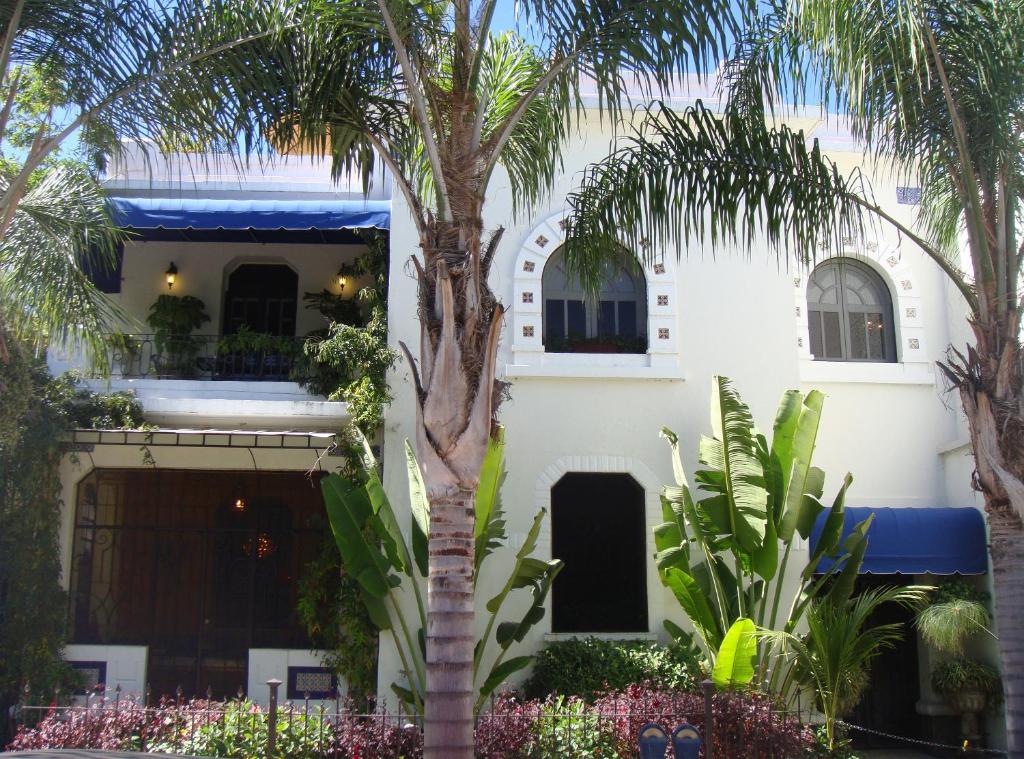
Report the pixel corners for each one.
[146,295,210,377]
[916,579,1001,746]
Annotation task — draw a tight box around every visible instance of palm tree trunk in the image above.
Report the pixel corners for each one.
[957,376,1024,756]
[405,220,504,759]
[423,488,477,756]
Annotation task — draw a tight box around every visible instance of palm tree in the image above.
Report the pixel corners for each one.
[203,1,748,754]
[564,0,1024,751]
[762,585,931,752]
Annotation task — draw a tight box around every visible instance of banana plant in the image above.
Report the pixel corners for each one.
[655,376,873,687]
[321,427,563,714]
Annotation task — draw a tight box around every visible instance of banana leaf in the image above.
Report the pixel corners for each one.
[802,473,853,580]
[321,474,398,625]
[404,439,430,578]
[778,391,825,540]
[826,515,875,604]
[478,656,533,703]
[663,567,722,653]
[712,618,757,688]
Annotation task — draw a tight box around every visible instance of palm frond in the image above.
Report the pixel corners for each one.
[0,163,127,369]
[564,101,866,291]
[917,599,992,654]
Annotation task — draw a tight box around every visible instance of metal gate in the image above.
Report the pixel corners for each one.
[68,469,325,698]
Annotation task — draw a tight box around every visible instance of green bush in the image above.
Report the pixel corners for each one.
[522,637,703,701]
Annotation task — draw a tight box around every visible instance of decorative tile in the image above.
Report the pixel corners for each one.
[657,328,670,340]
[795,306,801,317]
[657,295,669,306]
[653,263,666,275]
[793,277,801,288]
[640,238,651,249]
[897,186,922,205]
[887,254,900,267]
[866,241,879,252]
[558,218,568,230]
[522,325,535,338]
[905,307,917,319]
[522,291,534,304]
[287,666,337,700]
[797,337,804,348]
[908,338,920,350]
[534,234,549,248]
[523,260,535,273]
[842,236,857,246]
[900,279,913,291]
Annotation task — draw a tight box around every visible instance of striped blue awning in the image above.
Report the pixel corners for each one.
[810,506,988,575]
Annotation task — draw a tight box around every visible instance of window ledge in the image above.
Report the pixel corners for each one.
[799,359,935,385]
[543,632,658,642]
[504,363,687,381]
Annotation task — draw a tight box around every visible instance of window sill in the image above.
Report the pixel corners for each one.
[544,632,657,642]
[799,359,935,385]
[504,363,686,381]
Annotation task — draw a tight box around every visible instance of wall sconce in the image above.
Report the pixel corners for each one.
[336,268,347,293]
[165,262,178,290]
[233,495,247,512]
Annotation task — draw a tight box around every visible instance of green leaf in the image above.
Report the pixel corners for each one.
[321,474,396,599]
[826,515,875,604]
[802,473,853,580]
[712,618,757,689]
[404,439,430,578]
[662,567,722,653]
[778,391,825,540]
[494,558,563,649]
[475,428,505,539]
[478,656,533,703]
[700,376,769,553]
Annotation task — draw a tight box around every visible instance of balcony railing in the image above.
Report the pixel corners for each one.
[105,334,306,382]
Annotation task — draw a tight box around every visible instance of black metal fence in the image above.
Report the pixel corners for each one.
[101,334,305,381]
[8,680,812,759]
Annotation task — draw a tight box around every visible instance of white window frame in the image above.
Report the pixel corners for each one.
[506,211,684,381]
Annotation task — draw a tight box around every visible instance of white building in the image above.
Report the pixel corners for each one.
[49,90,1001,749]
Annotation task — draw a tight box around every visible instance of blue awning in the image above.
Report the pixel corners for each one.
[809,507,987,575]
[110,197,390,231]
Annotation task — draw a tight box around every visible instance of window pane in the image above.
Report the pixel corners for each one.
[808,310,824,358]
[865,311,885,359]
[567,300,587,337]
[849,311,867,358]
[598,300,616,335]
[618,301,638,337]
[545,299,565,339]
[823,310,843,359]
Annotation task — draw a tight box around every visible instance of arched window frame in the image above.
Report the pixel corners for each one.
[806,258,897,363]
[509,211,682,379]
[540,247,647,350]
[794,247,934,384]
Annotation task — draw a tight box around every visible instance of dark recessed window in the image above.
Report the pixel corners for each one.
[807,258,896,362]
[542,248,646,354]
[551,473,647,633]
[224,263,298,336]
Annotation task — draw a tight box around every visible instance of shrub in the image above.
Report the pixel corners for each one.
[523,637,702,701]
[592,684,816,759]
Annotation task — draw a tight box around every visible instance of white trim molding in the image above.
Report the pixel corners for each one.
[794,243,934,385]
[533,454,665,637]
[505,211,683,380]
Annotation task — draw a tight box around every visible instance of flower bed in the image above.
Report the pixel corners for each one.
[9,686,816,758]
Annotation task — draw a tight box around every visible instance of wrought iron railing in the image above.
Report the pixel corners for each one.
[104,334,306,382]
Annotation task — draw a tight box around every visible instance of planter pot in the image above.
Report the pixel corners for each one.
[948,689,987,714]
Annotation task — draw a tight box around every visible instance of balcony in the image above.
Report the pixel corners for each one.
[106,333,305,382]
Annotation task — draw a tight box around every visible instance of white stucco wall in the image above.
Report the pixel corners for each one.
[377,109,985,707]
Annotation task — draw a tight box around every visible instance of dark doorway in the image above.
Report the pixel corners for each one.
[223,264,298,336]
[551,473,648,632]
[849,575,923,748]
[68,469,325,698]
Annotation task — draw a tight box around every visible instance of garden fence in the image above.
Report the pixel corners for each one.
[10,679,813,759]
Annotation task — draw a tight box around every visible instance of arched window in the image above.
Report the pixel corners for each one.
[224,263,298,336]
[807,259,896,362]
[542,248,646,353]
